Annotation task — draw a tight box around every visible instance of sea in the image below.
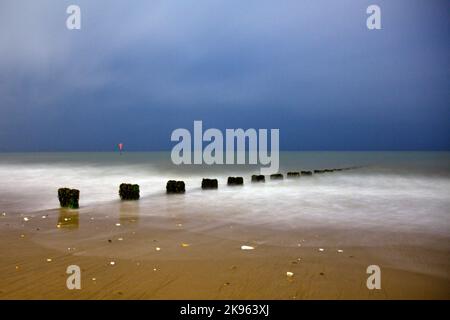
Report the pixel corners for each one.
[0,151,449,236]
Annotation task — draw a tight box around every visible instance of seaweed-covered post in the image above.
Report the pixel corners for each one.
[227,177,244,186]
[166,180,186,194]
[287,172,300,178]
[251,175,265,183]
[270,173,283,180]
[58,188,80,209]
[119,183,140,200]
[201,178,218,189]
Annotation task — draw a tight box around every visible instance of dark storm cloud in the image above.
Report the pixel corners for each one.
[0,0,449,151]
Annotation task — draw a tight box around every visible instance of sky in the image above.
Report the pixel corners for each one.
[0,0,449,151]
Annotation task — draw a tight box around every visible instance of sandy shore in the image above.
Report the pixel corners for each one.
[0,200,449,300]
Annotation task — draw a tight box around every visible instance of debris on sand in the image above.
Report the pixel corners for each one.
[23,217,30,222]
[110,261,115,266]
[46,258,52,262]
[155,247,161,251]
[241,245,255,250]
[319,248,324,252]
[181,243,190,247]
[286,272,294,277]
[337,249,344,253]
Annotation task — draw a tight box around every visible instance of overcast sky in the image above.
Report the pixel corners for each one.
[0,0,448,151]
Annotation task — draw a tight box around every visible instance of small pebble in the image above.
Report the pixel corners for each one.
[155,247,161,251]
[23,217,29,222]
[110,261,115,266]
[241,245,254,250]
[319,248,324,252]
[46,258,52,262]
[337,249,343,253]
[286,272,294,277]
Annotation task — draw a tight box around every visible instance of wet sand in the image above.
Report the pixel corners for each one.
[0,200,449,300]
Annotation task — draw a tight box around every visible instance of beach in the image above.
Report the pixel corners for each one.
[0,152,449,299]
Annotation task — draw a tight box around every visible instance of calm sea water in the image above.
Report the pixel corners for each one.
[0,152,449,235]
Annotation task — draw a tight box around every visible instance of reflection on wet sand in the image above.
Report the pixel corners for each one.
[57,209,79,229]
[119,201,140,224]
